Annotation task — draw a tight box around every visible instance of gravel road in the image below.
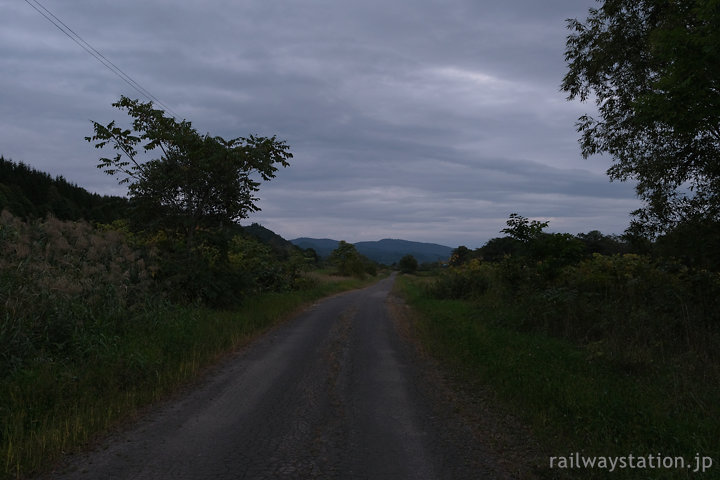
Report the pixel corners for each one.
[47,273,516,479]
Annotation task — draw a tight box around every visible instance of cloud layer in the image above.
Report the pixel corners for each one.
[1,0,639,247]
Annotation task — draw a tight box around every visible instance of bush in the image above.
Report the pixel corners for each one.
[546,254,720,356]
[0,210,158,377]
[398,254,418,274]
[426,245,720,367]
[229,234,293,294]
[427,259,491,300]
[329,241,375,278]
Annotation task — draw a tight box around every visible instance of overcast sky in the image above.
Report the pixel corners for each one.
[1,0,640,248]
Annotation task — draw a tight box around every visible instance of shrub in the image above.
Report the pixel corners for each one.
[426,246,720,367]
[398,254,418,274]
[427,259,492,300]
[0,210,158,377]
[329,241,369,278]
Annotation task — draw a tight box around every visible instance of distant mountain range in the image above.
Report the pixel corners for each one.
[291,237,453,265]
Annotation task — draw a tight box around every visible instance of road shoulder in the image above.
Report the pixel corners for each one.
[386,289,547,479]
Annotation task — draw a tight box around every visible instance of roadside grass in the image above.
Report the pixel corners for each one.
[396,275,720,479]
[0,273,381,480]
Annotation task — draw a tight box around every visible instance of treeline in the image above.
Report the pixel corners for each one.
[451,215,720,273]
[430,213,720,374]
[0,156,130,223]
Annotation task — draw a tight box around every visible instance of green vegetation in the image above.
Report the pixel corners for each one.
[0,97,381,479]
[397,214,720,479]
[563,0,720,236]
[86,96,292,236]
[398,254,418,274]
[0,156,129,222]
[0,209,379,479]
[400,2,720,473]
[328,240,378,277]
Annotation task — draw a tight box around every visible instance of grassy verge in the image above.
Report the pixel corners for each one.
[1,273,381,480]
[395,275,719,479]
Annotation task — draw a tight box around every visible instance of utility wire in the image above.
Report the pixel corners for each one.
[24,0,180,119]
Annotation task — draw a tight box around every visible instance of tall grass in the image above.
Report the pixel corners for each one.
[426,255,720,372]
[0,211,381,479]
[398,271,720,479]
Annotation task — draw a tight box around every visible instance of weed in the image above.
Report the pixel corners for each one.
[397,275,720,479]
[0,211,384,479]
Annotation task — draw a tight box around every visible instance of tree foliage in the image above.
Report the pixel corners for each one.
[449,245,473,266]
[501,213,549,242]
[477,236,521,262]
[398,254,418,274]
[328,241,377,277]
[329,241,365,277]
[562,0,720,235]
[0,156,129,222]
[86,96,292,233]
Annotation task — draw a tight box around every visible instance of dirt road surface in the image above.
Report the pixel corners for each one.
[47,274,529,479]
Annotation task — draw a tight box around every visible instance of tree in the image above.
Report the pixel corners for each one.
[478,236,521,262]
[329,241,365,277]
[562,0,720,235]
[575,230,629,256]
[501,213,548,243]
[86,96,292,235]
[449,245,473,266]
[398,254,418,274]
[302,247,320,266]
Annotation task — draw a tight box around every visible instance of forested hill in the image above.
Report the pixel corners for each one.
[291,238,341,258]
[291,237,453,264]
[354,239,452,264]
[242,222,302,258]
[0,156,129,223]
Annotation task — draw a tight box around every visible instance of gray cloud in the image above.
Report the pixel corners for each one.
[1,0,639,247]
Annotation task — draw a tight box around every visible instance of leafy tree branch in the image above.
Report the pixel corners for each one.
[86,96,292,234]
[563,0,720,235]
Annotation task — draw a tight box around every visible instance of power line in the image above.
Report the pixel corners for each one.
[24,0,180,119]
[24,0,179,118]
